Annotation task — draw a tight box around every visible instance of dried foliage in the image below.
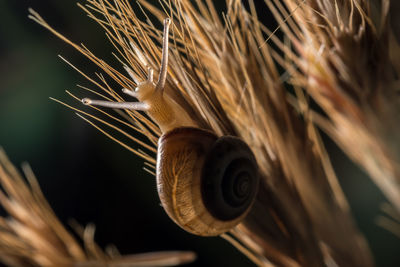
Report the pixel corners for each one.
[376,203,400,238]
[271,0,400,214]
[0,149,195,267]
[23,0,400,266]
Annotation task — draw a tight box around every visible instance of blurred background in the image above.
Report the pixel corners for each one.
[0,1,399,266]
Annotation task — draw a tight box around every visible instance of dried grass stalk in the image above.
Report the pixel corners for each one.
[270,0,400,212]
[376,203,400,238]
[0,148,195,267]
[26,0,399,266]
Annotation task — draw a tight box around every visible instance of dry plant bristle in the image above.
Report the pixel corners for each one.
[376,203,400,238]
[269,0,400,213]
[0,148,195,266]
[27,0,400,266]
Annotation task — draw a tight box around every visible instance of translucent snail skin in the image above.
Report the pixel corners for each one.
[82,18,259,236]
[82,19,195,133]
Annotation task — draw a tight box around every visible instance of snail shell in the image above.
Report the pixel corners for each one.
[156,127,259,236]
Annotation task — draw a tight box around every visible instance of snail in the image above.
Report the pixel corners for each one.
[82,18,259,236]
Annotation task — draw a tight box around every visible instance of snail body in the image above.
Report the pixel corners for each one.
[82,18,259,236]
[82,18,195,133]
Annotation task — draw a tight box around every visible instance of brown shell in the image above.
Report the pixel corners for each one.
[156,127,249,236]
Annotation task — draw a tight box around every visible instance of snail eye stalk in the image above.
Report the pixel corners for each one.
[81,18,171,111]
[82,97,149,110]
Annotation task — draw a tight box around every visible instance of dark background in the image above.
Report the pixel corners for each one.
[0,1,399,266]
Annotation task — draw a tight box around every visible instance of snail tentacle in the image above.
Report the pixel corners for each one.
[82,98,149,110]
[80,18,195,133]
[156,18,171,92]
[121,88,138,98]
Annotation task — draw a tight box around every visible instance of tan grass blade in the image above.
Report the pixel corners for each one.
[0,148,195,266]
[267,0,400,213]
[376,203,400,238]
